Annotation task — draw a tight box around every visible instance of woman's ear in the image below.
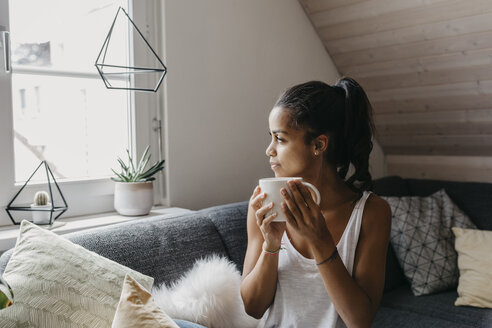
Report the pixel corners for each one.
[313,135,329,154]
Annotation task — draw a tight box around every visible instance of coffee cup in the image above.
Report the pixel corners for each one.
[259,177,320,222]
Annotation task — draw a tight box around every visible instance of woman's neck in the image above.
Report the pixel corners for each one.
[305,164,359,211]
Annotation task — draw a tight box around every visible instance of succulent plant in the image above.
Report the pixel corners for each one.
[111,145,165,183]
[34,191,50,206]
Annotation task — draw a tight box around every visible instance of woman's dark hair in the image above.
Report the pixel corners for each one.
[274,77,376,193]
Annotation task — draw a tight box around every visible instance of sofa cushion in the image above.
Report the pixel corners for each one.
[383,245,407,293]
[70,213,229,287]
[0,212,230,287]
[374,306,476,328]
[382,189,476,296]
[205,201,249,273]
[453,227,492,309]
[379,285,492,327]
[406,178,492,230]
[112,274,179,328]
[372,175,411,197]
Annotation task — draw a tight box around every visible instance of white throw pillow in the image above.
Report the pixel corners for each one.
[112,274,179,328]
[152,255,258,328]
[453,227,492,309]
[0,220,154,327]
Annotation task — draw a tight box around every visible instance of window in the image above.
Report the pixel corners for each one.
[0,0,166,226]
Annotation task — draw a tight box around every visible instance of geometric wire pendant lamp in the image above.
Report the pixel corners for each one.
[95,7,167,92]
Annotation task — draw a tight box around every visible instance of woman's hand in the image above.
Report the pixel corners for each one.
[249,186,286,251]
[281,180,332,247]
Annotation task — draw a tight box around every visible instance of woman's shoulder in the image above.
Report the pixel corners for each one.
[361,192,392,233]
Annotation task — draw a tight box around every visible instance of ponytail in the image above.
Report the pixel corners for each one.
[334,77,375,192]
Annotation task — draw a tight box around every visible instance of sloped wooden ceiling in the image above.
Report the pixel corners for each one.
[298,0,492,159]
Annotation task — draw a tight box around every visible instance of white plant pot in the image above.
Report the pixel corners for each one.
[31,203,53,225]
[114,181,154,216]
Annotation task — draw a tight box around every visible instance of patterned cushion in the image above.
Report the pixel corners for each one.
[382,189,476,296]
[0,220,154,327]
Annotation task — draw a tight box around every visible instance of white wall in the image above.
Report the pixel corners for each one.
[161,0,385,210]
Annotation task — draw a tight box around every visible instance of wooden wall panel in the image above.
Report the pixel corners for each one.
[379,135,492,156]
[359,65,492,92]
[375,109,492,136]
[377,122,492,137]
[318,0,492,41]
[333,31,492,68]
[342,48,492,79]
[326,12,492,54]
[298,0,492,181]
[375,108,492,125]
[387,155,492,183]
[311,0,448,28]
[368,80,492,103]
[372,94,492,114]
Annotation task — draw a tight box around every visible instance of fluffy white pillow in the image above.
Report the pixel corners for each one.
[0,220,154,327]
[152,255,258,328]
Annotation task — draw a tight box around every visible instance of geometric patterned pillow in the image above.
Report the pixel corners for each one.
[382,189,476,296]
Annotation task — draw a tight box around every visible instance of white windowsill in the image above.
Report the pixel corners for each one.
[0,206,193,253]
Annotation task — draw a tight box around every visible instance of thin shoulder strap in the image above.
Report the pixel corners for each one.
[338,191,372,275]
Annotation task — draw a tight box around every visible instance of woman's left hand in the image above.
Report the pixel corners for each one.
[281,180,332,246]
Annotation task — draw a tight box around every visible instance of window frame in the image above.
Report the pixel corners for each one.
[0,0,167,226]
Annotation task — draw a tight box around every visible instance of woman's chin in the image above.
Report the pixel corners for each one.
[272,167,295,178]
[274,170,302,178]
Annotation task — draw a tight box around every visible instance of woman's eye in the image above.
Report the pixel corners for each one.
[275,136,285,142]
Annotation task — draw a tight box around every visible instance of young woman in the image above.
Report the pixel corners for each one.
[240,78,391,328]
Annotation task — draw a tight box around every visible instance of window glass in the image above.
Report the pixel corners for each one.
[10,0,128,72]
[9,0,130,183]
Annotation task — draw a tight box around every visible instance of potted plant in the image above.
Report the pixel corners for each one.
[30,191,52,225]
[112,145,165,216]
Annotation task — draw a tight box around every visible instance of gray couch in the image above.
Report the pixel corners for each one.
[372,176,492,327]
[1,176,491,327]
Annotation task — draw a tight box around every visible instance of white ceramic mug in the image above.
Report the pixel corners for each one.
[259,177,321,222]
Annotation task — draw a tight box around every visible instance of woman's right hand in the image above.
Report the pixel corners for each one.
[249,186,286,252]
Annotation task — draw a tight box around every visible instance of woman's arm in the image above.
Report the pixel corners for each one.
[282,180,391,328]
[312,197,390,327]
[240,187,286,319]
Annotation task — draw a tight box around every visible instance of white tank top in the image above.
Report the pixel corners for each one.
[259,191,372,328]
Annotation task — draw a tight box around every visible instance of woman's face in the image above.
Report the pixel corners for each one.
[266,107,315,178]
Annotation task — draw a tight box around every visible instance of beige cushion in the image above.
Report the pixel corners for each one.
[0,220,154,327]
[452,227,492,308]
[112,274,179,328]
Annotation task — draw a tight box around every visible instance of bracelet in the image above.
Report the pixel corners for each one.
[262,244,281,255]
[316,247,338,266]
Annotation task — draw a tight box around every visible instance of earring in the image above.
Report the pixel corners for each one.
[314,151,319,156]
